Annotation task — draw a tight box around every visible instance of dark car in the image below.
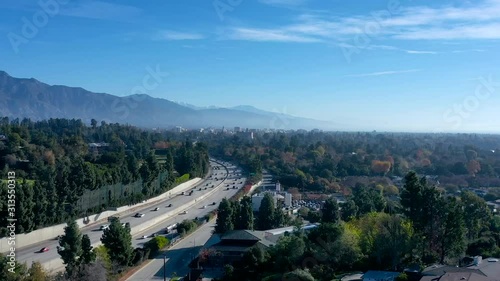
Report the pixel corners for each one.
[39,247,49,253]
[167,203,172,207]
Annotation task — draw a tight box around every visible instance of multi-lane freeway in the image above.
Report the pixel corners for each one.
[15,159,246,273]
[127,221,218,281]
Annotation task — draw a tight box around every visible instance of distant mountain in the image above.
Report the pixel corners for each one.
[0,71,337,130]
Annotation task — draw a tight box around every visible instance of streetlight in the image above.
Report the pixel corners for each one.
[163,255,167,281]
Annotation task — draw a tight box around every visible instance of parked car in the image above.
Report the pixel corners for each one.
[134,213,145,218]
[56,246,64,252]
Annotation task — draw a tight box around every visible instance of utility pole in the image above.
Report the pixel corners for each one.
[163,255,167,281]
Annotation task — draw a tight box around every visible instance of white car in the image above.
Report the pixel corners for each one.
[134,213,145,218]
[202,205,207,209]
[100,225,109,230]
[182,210,188,215]
[141,235,148,239]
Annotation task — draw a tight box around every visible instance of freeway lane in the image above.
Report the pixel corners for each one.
[127,222,217,281]
[131,174,245,249]
[16,160,238,269]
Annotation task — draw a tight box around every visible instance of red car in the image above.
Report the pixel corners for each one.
[39,247,49,253]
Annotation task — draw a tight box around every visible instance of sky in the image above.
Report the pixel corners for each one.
[0,0,500,133]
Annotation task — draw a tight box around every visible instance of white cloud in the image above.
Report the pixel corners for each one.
[225,0,500,43]
[343,69,421,78]
[155,30,205,41]
[225,27,321,42]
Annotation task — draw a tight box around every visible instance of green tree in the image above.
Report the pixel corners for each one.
[238,196,254,230]
[80,234,96,265]
[258,193,275,230]
[215,198,234,234]
[321,198,340,223]
[26,261,49,281]
[144,236,170,258]
[340,199,358,221]
[59,220,83,276]
[101,219,133,266]
[438,197,466,263]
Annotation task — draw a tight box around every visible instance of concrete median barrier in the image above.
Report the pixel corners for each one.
[0,178,202,253]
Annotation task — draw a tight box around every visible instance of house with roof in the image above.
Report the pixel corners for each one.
[362,270,400,281]
[419,272,500,281]
[205,230,277,265]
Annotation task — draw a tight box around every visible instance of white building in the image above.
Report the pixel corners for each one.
[252,191,293,211]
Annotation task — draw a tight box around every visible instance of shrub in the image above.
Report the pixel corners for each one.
[143,236,170,258]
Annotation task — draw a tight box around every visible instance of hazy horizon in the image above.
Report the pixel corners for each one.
[1,0,499,133]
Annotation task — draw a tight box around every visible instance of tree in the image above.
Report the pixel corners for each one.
[321,198,340,223]
[438,197,466,263]
[26,261,49,281]
[340,199,358,221]
[236,196,254,230]
[258,193,275,230]
[101,219,133,266]
[144,236,170,258]
[400,172,424,229]
[215,198,234,234]
[80,234,96,265]
[59,220,83,276]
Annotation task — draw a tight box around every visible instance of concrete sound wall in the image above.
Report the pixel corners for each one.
[41,166,230,273]
[0,178,202,253]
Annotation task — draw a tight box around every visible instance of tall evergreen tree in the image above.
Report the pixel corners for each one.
[215,198,234,233]
[257,193,275,230]
[238,196,254,230]
[438,197,466,263]
[80,234,96,265]
[59,220,83,276]
[321,198,340,223]
[101,219,133,266]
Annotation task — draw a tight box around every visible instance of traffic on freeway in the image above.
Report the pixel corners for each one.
[15,160,244,271]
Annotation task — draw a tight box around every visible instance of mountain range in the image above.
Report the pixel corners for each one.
[0,71,336,130]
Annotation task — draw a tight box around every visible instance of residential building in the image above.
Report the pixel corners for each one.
[362,270,400,281]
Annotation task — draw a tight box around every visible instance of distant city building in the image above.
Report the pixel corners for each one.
[275,181,281,192]
[234,126,241,132]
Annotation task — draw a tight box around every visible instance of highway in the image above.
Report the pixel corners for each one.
[126,222,217,281]
[16,160,244,272]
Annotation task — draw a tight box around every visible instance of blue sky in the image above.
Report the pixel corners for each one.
[1,0,500,132]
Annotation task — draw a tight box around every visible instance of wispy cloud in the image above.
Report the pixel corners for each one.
[405,50,438,54]
[225,0,500,43]
[59,1,142,22]
[343,69,421,78]
[259,0,308,6]
[154,30,205,41]
[224,27,321,42]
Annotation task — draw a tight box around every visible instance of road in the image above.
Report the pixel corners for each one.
[126,222,217,281]
[16,160,244,271]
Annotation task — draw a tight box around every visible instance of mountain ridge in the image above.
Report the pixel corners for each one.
[0,71,336,130]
